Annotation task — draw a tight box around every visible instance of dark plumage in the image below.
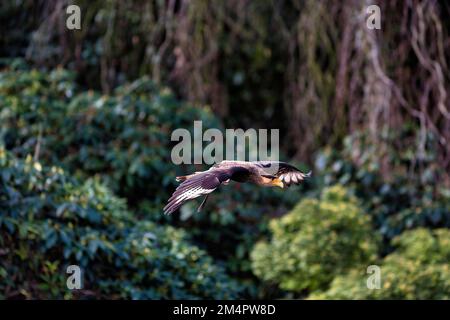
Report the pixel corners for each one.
[163,160,310,214]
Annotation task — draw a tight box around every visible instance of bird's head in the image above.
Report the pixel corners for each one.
[260,175,284,188]
[270,177,284,188]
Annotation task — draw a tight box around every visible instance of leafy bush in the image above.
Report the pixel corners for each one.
[0,148,242,299]
[310,228,450,299]
[0,64,219,208]
[315,133,450,244]
[0,64,308,284]
[250,186,379,293]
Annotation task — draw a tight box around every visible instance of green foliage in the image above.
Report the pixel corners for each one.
[250,186,378,293]
[1,0,449,300]
[0,148,242,299]
[0,64,305,291]
[310,228,450,299]
[0,63,219,209]
[390,228,450,264]
[316,133,450,244]
[1,63,448,299]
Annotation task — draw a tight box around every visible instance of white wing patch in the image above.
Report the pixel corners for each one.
[174,186,215,204]
[279,171,310,186]
[164,171,228,214]
[284,173,291,184]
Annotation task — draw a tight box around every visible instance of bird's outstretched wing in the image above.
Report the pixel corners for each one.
[163,169,231,214]
[256,161,311,187]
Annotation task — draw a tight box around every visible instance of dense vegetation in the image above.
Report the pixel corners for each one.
[1,0,450,299]
[0,148,242,299]
[310,229,450,299]
[251,186,379,293]
[0,64,303,298]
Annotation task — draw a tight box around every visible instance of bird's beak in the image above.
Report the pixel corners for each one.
[272,178,284,188]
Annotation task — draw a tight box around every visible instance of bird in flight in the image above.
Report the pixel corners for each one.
[164,160,310,214]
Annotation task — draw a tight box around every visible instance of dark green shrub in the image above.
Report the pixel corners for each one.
[250,186,378,293]
[0,148,242,299]
[0,65,219,209]
[310,228,450,299]
[0,64,307,284]
[315,133,450,244]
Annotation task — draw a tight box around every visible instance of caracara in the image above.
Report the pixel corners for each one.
[163,160,310,214]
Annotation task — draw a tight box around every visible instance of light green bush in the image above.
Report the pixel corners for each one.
[310,228,450,299]
[250,186,379,292]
